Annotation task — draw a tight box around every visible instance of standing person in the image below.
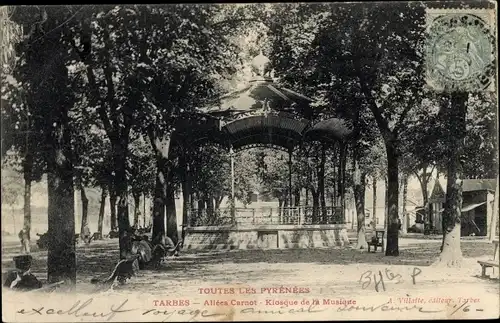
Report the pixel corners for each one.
[18,229,30,254]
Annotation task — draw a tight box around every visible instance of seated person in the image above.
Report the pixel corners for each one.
[82,226,91,244]
[3,255,42,291]
[152,234,181,256]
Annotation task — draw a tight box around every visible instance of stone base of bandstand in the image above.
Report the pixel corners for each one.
[183,224,348,250]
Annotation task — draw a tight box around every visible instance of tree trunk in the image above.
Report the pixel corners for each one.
[23,154,33,252]
[332,147,338,206]
[372,178,377,231]
[385,141,400,257]
[206,195,214,215]
[340,144,347,222]
[319,145,327,222]
[416,168,431,233]
[197,193,205,219]
[384,176,388,229]
[353,157,368,249]
[109,188,117,231]
[150,133,171,244]
[47,121,75,286]
[166,184,178,244]
[278,198,283,217]
[152,168,166,241]
[11,207,16,235]
[489,177,499,240]
[143,193,147,228]
[215,195,224,210]
[435,92,467,267]
[181,170,190,241]
[97,187,107,238]
[133,193,140,228]
[311,189,320,224]
[190,193,195,210]
[402,175,408,234]
[79,185,89,238]
[113,138,132,260]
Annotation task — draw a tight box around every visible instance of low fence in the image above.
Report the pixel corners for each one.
[188,206,344,227]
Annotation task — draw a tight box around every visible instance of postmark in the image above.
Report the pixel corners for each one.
[425,8,496,92]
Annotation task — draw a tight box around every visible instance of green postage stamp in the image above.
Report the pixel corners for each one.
[425,8,496,92]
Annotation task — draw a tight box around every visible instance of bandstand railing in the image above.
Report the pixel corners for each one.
[188,206,344,227]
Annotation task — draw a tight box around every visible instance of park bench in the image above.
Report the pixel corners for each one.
[478,239,499,278]
[367,230,385,253]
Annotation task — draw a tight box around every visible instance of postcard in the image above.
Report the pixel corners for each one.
[1,1,498,321]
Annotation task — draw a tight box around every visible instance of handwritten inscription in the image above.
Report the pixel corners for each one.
[16,298,136,321]
[141,308,226,321]
[241,303,324,315]
[337,301,441,314]
[359,267,422,292]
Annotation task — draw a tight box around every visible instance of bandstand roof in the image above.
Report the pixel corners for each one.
[222,114,310,151]
[173,53,353,150]
[304,118,353,143]
[202,78,316,120]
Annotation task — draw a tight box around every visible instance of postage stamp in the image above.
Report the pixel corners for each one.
[425,8,497,92]
[1,2,499,322]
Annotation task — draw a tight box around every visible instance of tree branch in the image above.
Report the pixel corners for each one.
[101,27,119,135]
[66,17,116,143]
[394,103,414,134]
[212,17,261,29]
[358,77,393,143]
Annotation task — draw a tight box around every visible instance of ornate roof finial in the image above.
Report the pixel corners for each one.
[251,50,271,79]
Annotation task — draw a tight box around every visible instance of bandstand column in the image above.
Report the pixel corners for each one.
[340,143,347,223]
[230,146,235,221]
[288,148,293,213]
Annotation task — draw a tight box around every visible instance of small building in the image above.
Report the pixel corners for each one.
[429,179,497,236]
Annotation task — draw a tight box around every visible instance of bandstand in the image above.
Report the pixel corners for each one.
[177,52,355,250]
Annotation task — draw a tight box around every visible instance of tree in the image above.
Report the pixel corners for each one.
[187,143,231,212]
[348,3,427,256]
[433,93,468,266]
[462,92,498,179]
[2,24,46,245]
[86,129,114,237]
[128,134,155,228]
[267,2,428,256]
[131,5,248,244]
[255,148,291,212]
[399,93,444,232]
[10,6,79,286]
[352,151,368,249]
[60,5,244,254]
[1,165,23,234]
[72,113,94,240]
